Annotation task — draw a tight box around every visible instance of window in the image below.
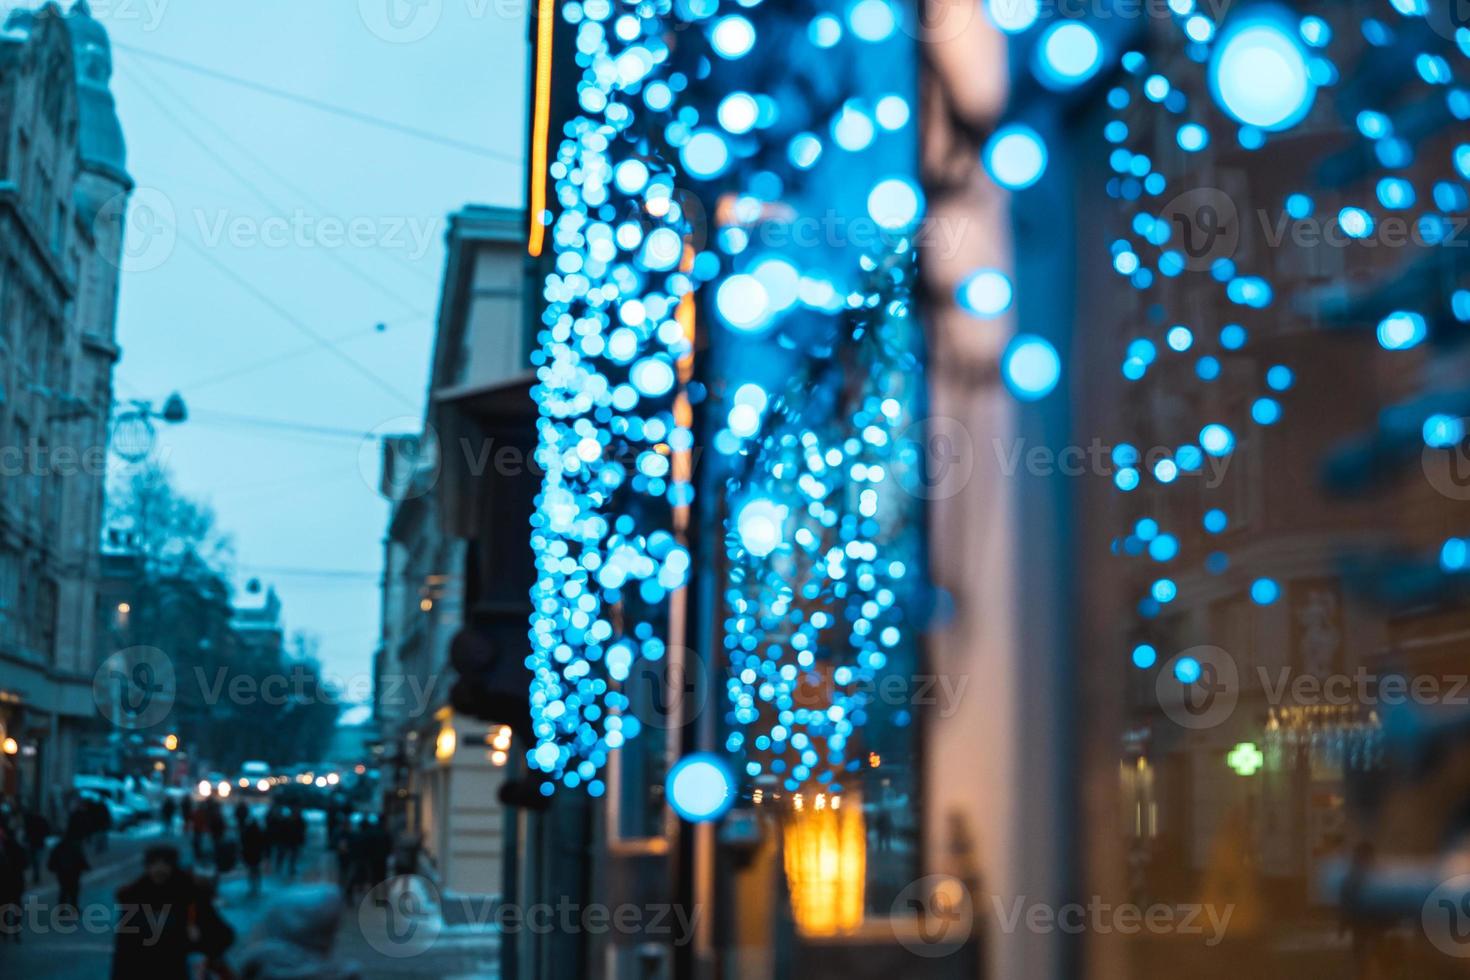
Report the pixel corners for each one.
[36,576,57,657]
[0,549,18,646]
[51,200,66,256]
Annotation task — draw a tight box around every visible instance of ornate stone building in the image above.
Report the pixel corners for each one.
[0,0,131,812]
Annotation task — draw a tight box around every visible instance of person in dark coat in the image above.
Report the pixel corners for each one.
[47,828,90,914]
[94,797,113,853]
[189,800,209,862]
[234,799,250,830]
[161,796,176,831]
[335,820,360,901]
[282,809,306,877]
[206,799,227,858]
[358,817,392,893]
[64,797,88,840]
[111,845,209,980]
[192,874,237,979]
[241,818,266,896]
[23,808,50,885]
[264,806,287,871]
[0,821,26,943]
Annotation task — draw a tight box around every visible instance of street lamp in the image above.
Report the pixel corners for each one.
[111,392,187,464]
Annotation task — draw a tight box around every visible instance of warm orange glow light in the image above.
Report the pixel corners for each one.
[783,794,866,936]
[1,737,17,756]
[528,0,555,257]
[436,724,458,762]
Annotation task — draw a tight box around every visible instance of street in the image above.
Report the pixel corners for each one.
[0,816,499,979]
[9,0,1470,977]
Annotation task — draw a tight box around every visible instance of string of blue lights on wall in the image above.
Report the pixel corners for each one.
[673,0,926,810]
[528,0,1470,811]
[527,0,696,797]
[974,0,1470,685]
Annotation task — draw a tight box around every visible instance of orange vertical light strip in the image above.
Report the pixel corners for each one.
[672,245,698,531]
[527,0,555,257]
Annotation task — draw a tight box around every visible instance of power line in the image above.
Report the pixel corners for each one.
[177,316,428,395]
[121,67,429,317]
[187,408,387,441]
[237,564,381,580]
[207,465,362,498]
[173,232,420,409]
[114,42,525,166]
[124,58,441,291]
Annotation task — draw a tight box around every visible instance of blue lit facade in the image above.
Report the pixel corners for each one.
[491,0,1470,977]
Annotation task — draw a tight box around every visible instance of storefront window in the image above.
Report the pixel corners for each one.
[1068,5,1470,975]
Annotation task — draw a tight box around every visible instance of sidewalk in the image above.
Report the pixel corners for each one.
[1,820,500,979]
[0,824,174,979]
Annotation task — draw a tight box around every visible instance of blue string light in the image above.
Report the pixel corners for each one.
[527,0,694,794]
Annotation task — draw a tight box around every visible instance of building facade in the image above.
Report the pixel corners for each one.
[0,0,130,814]
[375,204,531,908]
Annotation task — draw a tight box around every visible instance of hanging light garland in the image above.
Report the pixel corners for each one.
[527,0,697,796]
[1055,0,1470,670]
[721,250,924,795]
[650,0,927,803]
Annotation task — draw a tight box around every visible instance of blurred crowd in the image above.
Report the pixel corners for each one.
[0,792,420,979]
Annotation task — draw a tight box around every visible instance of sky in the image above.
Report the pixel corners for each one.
[33,0,529,687]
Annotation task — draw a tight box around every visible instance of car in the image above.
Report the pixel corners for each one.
[73,775,146,827]
[75,789,135,830]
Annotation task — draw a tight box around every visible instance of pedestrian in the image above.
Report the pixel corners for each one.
[64,795,86,840]
[234,798,249,830]
[238,884,362,980]
[180,794,193,834]
[190,799,211,863]
[241,818,266,896]
[0,820,26,944]
[23,807,50,885]
[207,799,226,859]
[192,874,238,980]
[161,795,176,831]
[359,816,392,893]
[325,802,342,850]
[264,806,287,873]
[111,845,207,980]
[334,820,359,901]
[91,796,112,854]
[47,827,90,916]
[282,808,306,877]
[214,833,239,876]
